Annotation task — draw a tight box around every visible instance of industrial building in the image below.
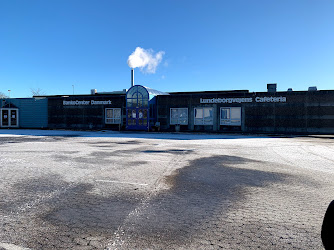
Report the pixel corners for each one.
[1,83,334,134]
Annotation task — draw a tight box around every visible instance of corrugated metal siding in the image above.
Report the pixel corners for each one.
[3,98,48,128]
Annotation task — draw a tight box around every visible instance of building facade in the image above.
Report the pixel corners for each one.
[47,93,126,130]
[1,85,334,134]
[156,89,334,134]
[0,98,48,128]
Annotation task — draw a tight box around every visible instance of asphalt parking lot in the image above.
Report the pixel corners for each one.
[0,130,333,249]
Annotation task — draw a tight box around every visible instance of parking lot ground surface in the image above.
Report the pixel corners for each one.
[0,130,333,249]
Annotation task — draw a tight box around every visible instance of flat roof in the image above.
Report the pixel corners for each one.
[168,90,250,95]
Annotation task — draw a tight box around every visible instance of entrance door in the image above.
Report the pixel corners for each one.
[126,85,149,130]
[127,108,148,129]
[1,109,19,127]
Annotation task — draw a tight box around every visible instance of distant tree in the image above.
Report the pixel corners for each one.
[0,92,9,98]
[31,88,46,96]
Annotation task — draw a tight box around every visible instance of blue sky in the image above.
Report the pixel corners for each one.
[1,0,333,97]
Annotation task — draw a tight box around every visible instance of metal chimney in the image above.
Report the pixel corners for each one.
[131,68,134,87]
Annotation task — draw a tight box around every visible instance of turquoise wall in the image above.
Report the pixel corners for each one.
[1,98,48,128]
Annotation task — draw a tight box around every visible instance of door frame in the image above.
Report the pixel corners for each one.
[126,107,149,130]
[0,108,19,128]
[126,85,150,131]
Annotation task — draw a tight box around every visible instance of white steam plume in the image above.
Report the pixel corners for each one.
[127,47,165,74]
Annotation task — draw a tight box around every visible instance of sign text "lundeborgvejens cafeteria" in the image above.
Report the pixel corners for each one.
[200,96,287,104]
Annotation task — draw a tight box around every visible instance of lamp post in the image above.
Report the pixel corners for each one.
[72,85,74,95]
[8,90,10,108]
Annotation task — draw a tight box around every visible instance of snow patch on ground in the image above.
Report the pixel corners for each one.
[0,129,267,140]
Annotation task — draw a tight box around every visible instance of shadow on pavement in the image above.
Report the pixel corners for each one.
[0,154,288,249]
[111,155,289,247]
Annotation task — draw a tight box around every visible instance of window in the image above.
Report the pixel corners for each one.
[220,107,241,126]
[194,107,213,125]
[105,108,121,124]
[126,85,149,108]
[170,108,188,125]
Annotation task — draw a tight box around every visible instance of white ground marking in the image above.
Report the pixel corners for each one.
[95,180,149,186]
[106,151,187,249]
[0,243,30,250]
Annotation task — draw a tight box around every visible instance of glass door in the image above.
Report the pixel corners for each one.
[126,108,148,128]
[1,109,9,126]
[137,109,148,126]
[10,110,18,126]
[1,109,19,127]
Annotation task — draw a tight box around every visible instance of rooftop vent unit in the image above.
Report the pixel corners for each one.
[91,89,97,95]
[308,86,317,92]
[287,88,293,92]
[267,83,277,93]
